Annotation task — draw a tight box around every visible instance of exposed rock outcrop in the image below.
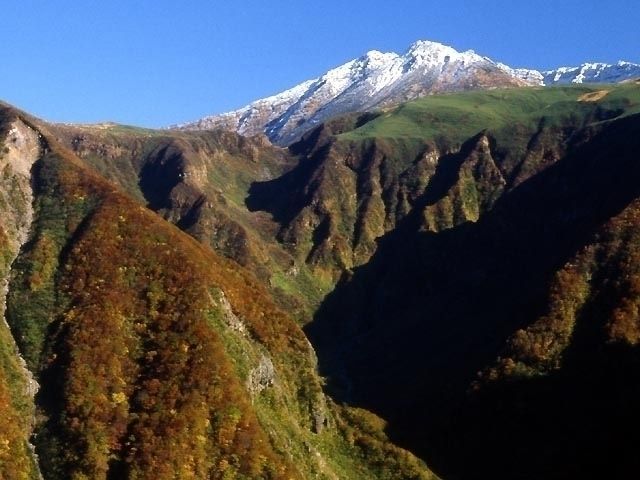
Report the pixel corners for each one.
[0,118,43,479]
[246,354,276,395]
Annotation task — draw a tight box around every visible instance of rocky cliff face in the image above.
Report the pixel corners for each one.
[243,85,635,282]
[49,124,331,321]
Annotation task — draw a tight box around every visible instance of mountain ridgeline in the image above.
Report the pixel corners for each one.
[0,79,639,480]
[175,39,640,146]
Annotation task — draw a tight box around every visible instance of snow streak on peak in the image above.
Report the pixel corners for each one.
[405,40,485,69]
[495,63,544,84]
[543,61,640,85]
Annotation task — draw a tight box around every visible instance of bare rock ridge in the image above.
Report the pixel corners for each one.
[174,39,640,146]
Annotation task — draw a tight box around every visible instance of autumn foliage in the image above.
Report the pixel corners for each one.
[0,363,36,479]
[7,128,301,479]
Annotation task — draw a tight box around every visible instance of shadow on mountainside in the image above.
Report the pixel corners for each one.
[305,113,640,480]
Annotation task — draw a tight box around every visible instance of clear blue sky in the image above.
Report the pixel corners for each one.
[2,0,638,127]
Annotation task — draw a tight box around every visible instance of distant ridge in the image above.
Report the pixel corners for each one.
[542,61,640,85]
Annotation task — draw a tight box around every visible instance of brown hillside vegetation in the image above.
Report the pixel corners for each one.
[48,123,330,321]
[578,89,610,102]
[0,224,38,479]
[0,366,35,480]
[0,105,437,480]
[10,127,300,479]
[7,83,640,479]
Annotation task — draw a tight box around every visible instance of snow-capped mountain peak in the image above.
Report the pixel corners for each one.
[361,49,400,65]
[543,60,640,85]
[405,40,484,69]
[174,40,639,146]
[318,49,403,91]
[496,63,545,85]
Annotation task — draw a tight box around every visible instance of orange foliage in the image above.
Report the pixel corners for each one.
[35,131,301,479]
[0,368,34,480]
[601,202,640,344]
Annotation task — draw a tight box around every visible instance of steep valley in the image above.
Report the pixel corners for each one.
[1,81,640,479]
[0,105,435,479]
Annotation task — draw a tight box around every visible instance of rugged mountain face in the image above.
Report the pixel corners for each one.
[48,123,332,320]
[307,116,640,478]
[3,80,640,480]
[176,40,538,145]
[295,84,640,479]
[245,84,640,278]
[175,39,639,147]
[0,105,436,479]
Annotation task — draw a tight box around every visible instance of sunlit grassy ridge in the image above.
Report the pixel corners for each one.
[340,84,640,144]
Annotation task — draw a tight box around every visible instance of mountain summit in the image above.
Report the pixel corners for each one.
[174,40,536,145]
[175,40,640,146]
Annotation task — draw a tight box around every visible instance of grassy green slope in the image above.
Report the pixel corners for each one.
[340,84,640,144]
